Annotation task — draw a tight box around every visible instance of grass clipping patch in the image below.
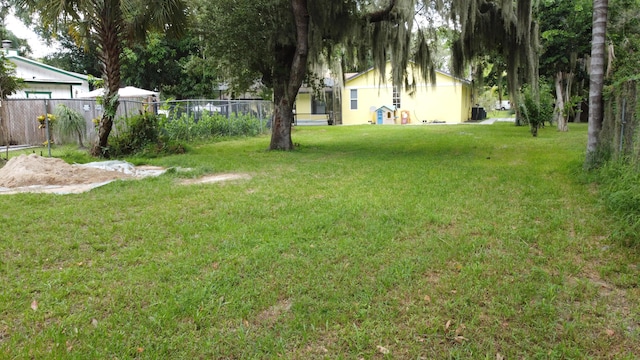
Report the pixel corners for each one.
[179,173,251,185]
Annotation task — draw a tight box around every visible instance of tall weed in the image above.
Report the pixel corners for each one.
[160,112,266,141]
[596,160,640,247]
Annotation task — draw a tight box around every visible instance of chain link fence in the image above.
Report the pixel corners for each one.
[601,79,639,162]
[0,98,273,146]
[158,99,273,134]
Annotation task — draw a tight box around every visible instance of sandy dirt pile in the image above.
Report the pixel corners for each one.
[0,154,131,188]
[0,154,249,195]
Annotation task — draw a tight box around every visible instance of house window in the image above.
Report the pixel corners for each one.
[350,89,358,110]
[392,86,400,109]
[312,96,327,114]
[25,91,52,99]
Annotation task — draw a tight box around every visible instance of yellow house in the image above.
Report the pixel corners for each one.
[294,79,339,125]
[341,64,472,125]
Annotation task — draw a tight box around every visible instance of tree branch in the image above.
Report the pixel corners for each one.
[366,0,396,23]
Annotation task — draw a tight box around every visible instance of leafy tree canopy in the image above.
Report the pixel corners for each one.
[608,0,640,82]
[13,0,189,156]
[199,0,537,149]
[0,54,22,98]
[538,0,592,79]
[121,31,221,99]
[202,0,536,91]
[41,32,101,77]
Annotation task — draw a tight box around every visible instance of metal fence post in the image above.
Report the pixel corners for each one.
[258,101,263,133]
[619,98,626,154]
[44,100,52,157]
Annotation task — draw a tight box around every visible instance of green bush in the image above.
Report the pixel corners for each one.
[518,83,554,136]
[53,104,87,147]
[596,160,640,247]
[109,111,265,157]
[110,113,185,157]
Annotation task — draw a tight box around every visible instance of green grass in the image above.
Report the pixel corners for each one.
[1,123,638,359]
[486,109,514,119]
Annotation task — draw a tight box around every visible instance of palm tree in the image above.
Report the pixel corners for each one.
[15,0,187,157]
[586,0,609,167]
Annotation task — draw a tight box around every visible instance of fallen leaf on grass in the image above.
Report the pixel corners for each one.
[91,318,98,327]
[455,324,466,336]
[30,300,38,311]
[496,353,505,360]
[445,320,452,330]
[605,329,615,337]
[424,295,431,303]
[137,347,144,353]
[376,345,390,354]
[454,336,468,343]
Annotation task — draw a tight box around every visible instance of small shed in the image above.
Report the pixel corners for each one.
[374,105,396,125]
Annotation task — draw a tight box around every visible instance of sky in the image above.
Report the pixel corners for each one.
[4,13,59,58]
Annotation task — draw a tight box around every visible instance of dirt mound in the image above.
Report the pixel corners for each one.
[0,154,131,188]
[0,154,248,195]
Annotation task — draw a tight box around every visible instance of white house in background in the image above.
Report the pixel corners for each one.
[2,43,89,99]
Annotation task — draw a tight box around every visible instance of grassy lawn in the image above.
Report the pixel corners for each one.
[1,123,638,359]
[486,110,514,119]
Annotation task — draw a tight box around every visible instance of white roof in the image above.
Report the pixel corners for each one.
[3,49,88,83]
[77,86,159,98]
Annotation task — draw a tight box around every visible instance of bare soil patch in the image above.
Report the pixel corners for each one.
[253,298,292,328]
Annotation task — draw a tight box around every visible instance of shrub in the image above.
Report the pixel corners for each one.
[53,104,87,147]
[518,83,554,136]
[110,113,185,157]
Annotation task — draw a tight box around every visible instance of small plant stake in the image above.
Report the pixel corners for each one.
[37,113,55,157]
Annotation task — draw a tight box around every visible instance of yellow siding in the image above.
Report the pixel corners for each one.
[341,65,471,125]
[294,93,329,121]
[460,85,472,122]
[296,93,312,114]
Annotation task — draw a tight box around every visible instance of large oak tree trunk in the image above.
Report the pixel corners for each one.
[585,0,608,166]
[91,0,123,157]
[270,83,294,150]
[269,0,309,151]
